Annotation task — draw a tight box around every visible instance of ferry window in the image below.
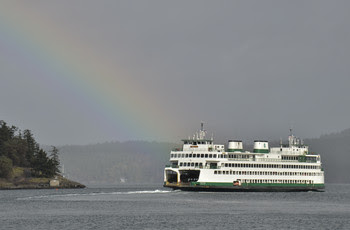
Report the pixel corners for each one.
[199,163,203,167]
[201,154,204,158]
[195,163,199,167]
[214,154,217,158]
[218,171,221,174]
[225,163,228,167]
[189,154,192,158]
[180,163,183,166]
[205,154,208,158]
[214,171,217,174]
[185,154,188,158]
[229,163,232,167]
[191,163,194,166]
[209,154,212,158]
[193,142,197,145]
[181,154,184,158]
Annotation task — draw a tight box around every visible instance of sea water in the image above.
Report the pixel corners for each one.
[1,184,349,229]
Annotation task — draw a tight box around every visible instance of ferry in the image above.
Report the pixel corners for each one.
[164,124,325,192]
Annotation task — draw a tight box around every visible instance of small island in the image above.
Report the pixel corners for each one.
[0,120,85,189]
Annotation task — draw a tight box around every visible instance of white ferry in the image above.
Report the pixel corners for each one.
[164,124,325,192]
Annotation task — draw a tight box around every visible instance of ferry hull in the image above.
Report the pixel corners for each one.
[164,183,325,192]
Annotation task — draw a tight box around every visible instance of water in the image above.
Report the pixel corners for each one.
[1,184,350,229]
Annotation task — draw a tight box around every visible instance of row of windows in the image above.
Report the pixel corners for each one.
[172,153,218,158]
[183,141,212,145]
[223,163,320,169]
[172,153,317,162]
[179,162,203,167]
[240,179,314,184]
[171,153,249,159]
[214,170,323,176]
[281,156,299,160]
[177,162,320,169]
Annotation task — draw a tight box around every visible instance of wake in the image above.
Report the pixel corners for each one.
[17,189,174,200]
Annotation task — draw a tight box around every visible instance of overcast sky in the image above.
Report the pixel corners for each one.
[0,0,349,145]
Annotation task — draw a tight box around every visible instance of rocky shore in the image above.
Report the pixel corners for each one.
[0,167,85,190]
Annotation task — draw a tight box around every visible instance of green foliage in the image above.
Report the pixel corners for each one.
[3,137,28,166]
[50,146,60,174]
[0,120,61,179]
[23,129,38,165]
[0,121,17,155]
[0,156,13,179]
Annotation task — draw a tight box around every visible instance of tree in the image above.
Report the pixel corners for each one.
[50,146,60,175]
[0,156,13,179]
[0,121,17,155]
[23,129,38,165]
[3,138,28,166]
[31,149,50,177]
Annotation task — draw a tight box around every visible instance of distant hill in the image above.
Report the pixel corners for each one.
[59,129,350,186]
[305,128,350,184]
[59,141,179,186]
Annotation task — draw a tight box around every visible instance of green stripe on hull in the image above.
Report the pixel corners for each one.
[191,182,324,188]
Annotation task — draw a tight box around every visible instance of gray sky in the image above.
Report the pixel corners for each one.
[0,0,349,145]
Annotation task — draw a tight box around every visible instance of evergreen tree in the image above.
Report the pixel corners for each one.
[0,156,13,179]
[3,137,28,166]
[50,146,60,175]
[0,121,17,155]
[31,149,50,177]
[23,129,38,166]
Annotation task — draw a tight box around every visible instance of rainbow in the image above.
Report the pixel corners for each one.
[0,2,180,141]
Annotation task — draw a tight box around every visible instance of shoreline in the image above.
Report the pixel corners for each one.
[0,175,85,190]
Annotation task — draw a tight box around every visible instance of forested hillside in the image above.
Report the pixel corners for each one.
[0,121,60,179]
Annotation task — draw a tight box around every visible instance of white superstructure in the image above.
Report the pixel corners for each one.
[164,125,324,191]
